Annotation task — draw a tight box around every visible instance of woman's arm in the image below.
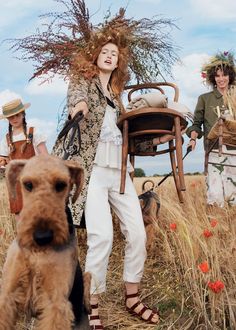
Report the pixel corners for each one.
[68,78,89,118]
[187,130,199,150]
[36,142,48,155]
[186,95,205,150]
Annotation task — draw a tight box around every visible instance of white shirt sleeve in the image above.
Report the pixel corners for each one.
[32,127,47,150]
[0,137,8,157]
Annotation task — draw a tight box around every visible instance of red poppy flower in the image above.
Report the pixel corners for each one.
[203,229,213,238]
[210,219,218,227]
[198,261,209,273]
[208,280,224,293]
[170,223,177,231]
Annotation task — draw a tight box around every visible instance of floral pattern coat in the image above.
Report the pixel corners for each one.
[52,75,155,225]
[52,76,122,225]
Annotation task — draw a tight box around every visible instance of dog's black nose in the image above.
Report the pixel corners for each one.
[33,229,54,246]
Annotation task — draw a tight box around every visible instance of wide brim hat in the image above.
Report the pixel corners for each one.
[0,98,31,120]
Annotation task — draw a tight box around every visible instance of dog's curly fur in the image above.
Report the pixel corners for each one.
[139,180,160,250]
[0,155,91,330]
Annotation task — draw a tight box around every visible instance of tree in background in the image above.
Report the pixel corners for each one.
[134,168,146,177]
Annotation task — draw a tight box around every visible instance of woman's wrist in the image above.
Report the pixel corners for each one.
[70,108,78,118]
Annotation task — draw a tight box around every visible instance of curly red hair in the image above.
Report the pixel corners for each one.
[70,32,130,97]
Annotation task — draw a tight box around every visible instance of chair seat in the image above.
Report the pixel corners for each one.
[117,107,187,139]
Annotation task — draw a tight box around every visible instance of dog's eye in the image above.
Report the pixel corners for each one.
[55,180,67,192]
[23,181,33,192]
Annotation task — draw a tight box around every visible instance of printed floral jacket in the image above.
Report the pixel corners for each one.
[52,76,115,225]
[52,75,154,225]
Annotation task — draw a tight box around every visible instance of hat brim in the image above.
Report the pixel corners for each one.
[0,102,31,120]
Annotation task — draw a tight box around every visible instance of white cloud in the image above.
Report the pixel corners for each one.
[27,117,56,137]
[0,89,22,114]
[0,1,53,31]
[134,0,162,3]
[190,0,236,20]
[25,75,68,96]
[172,53,211,110]
[27,118,57,151]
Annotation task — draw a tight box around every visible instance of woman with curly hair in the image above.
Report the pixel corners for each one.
[187,51,236,207]
[11,1,181,326]
[58,35,159,329]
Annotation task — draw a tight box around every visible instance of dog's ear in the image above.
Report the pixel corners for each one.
[5,160,27,198]
[64,160,84,203]
[142,179,155,192]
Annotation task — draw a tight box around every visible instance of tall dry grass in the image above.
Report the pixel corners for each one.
[0,174,236,329]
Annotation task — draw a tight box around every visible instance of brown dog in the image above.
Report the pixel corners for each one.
[0,155,90,330]
[138,179,160,249]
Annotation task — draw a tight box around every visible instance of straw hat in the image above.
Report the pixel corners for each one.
[0,99,31,120]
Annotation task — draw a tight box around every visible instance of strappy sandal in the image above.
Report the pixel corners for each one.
[88,303,104,330]
[125,292,159,324]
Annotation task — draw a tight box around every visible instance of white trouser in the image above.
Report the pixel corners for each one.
[85,165,147,294]
[207,149,236,207]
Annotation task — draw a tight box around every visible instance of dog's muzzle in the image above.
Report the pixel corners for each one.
[33,228,54,246]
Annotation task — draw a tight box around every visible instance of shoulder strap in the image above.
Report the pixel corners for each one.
[27,127,34,143]
[29,127,34,134]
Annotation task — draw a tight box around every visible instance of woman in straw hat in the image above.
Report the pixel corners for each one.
[0,98,48,215]
[187,51,236,208]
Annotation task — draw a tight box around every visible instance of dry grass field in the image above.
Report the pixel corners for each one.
[1,173,236,329]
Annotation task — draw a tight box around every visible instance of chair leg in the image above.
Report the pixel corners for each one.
[120,120,129,194]
[174,117,186,191]
[129,138,135,181]
[169,140,184,203]
[218,118,223,157]
[204,152,209,175]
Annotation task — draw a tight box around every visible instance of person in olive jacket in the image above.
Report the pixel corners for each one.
[187,51,236,207]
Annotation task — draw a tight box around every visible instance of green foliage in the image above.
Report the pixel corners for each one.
[134,168,146,177]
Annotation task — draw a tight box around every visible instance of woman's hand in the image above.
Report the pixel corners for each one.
[187,131,198,151]
[36,142,48,155]
[187,138,197,150]
[70,101,89,119]
[0,157,8,166]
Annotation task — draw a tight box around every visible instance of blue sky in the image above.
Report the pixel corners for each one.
[0,0,235,175]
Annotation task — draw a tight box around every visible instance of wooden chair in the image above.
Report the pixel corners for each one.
[117,82,188,202]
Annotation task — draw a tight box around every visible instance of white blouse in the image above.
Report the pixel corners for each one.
[94,104,133,172]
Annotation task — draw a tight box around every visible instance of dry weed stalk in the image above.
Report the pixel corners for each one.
[157,176,236,329]
[224,85,236,119]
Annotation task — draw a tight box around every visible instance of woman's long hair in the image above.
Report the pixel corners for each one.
[70,34,130,97]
